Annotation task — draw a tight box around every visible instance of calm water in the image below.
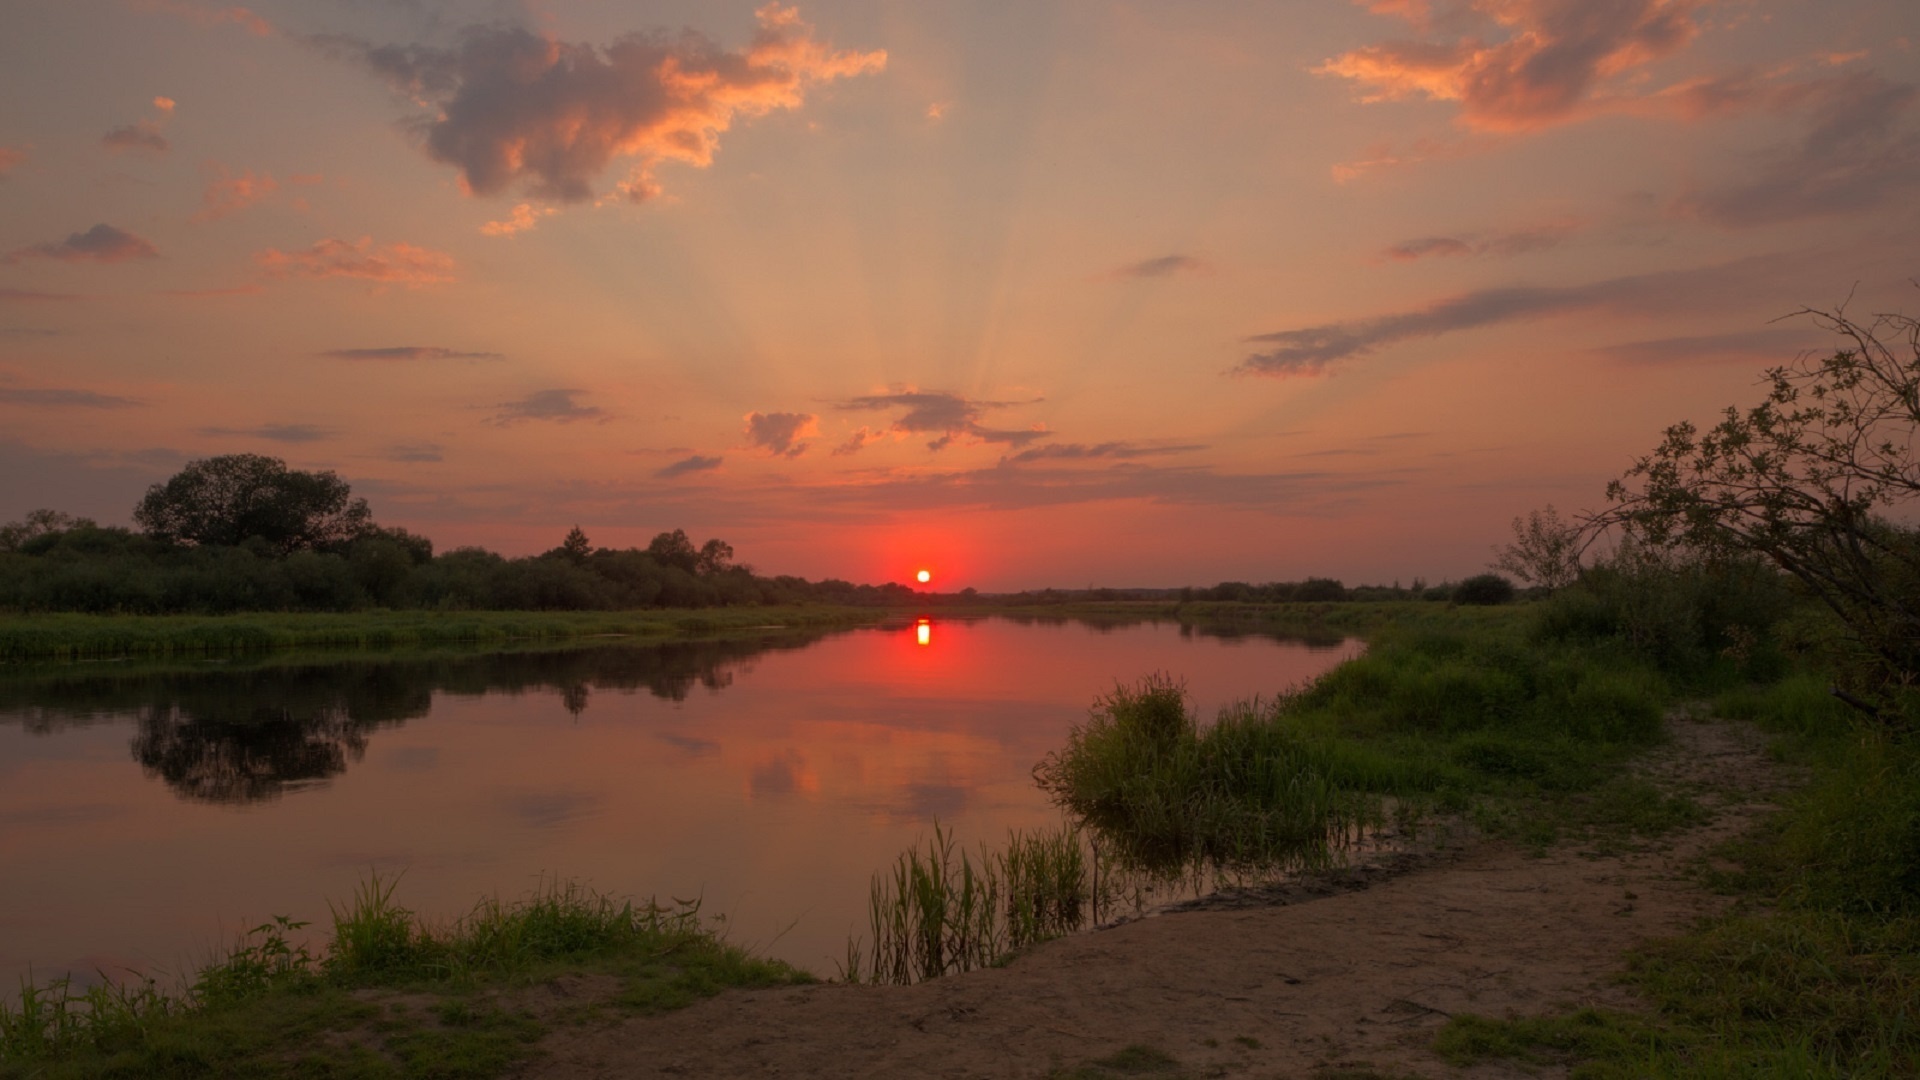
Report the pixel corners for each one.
[0,616,1358,987]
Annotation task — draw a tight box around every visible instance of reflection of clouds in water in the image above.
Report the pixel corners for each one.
[0,803,129,828]
[658,733,719,758]
[502,791,599,829]
[747,750,816,798]
[750,756,798,796]
[895,782,966,822]
[385,746,440,772]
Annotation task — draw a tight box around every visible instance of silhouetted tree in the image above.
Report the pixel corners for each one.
[1493,505,1583,591]
[561,525,591,564]
[134,454,372,553]
[0,509,96,552]
[647,528,699,573]
[1599,306,1920,711]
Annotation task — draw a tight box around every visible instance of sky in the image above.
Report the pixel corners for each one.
[1,0,1916,590]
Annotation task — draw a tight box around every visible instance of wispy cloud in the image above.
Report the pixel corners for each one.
[312,5,885,205]
[835,389,1045,452]
[656,454,722,479]
[4,224,159,265]
[198,422,330,443]
[127,0,272,37]
[479,203,557,237]
[102,96,175,155]
[0,146,25,177]
[1113,254,1206,279]
[381,443,444,462]
[1317,0,1705,133]
[1238,249,1828,376]
[1593,327,1828,365]
[0,386,141,408]
[744,411,818,458]
[1002,442,1206,465]
[488,389,607,425]
[1381,220,1581,261]
[193,164,278,222]
[319,346,502,361]
[1672,72,1920,226]
[256,237,454,285]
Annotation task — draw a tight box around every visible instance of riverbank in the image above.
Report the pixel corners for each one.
[0,606,888,662]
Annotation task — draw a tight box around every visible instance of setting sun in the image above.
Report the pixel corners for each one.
[916,570,932,584]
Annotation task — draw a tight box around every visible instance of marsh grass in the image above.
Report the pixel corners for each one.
[851,822,1095,985]
[0,874,808,1077]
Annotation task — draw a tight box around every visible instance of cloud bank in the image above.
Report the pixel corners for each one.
[318,4,884,204]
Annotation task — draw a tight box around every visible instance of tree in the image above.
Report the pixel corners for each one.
[1600,306,1920,711]
[0,509,96,552]
[1492,504,1583,590]
[696,537,734,576]
[560,526,591,564]
[134,454,373,553]
[646,529,699,573]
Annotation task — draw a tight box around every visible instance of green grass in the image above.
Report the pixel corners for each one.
[0,606,884,662]
[850,822,1091,985]
[0,874,810,1078]
[1435,675,1920,1079]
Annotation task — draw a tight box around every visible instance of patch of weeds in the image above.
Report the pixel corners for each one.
[383,1003,542,1080]
[1231,1035,1261,1049]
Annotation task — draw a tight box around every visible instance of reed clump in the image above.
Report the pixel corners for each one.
[1033,675,1364,879]
[851,822,1092,985]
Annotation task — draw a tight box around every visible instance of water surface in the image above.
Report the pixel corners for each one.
[0,615,1357,986]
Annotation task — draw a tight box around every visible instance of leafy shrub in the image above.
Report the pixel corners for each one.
[1454,573,1516,605]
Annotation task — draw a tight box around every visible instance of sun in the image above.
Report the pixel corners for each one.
[916,569,932,584]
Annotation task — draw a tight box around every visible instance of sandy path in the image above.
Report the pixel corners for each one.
[514,717,1784,1079]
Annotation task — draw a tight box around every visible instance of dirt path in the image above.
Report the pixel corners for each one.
[513,717,1787,1079]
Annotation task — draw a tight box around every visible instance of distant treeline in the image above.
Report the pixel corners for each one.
[0,453,1519,615]
[974,574,1519,607]
[0,455,917,615]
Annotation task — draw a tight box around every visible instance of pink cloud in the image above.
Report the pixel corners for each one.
[0,146,24,177]
[479,203,556,237]
[321,4,884,204]
[193,164,279,222]
[4,224,159,265]
[127,0,272,37]
[744,411,818,457]
[255,237,455,285]
[1317,0,1707,132]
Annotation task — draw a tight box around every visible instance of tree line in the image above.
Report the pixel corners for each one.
[0,454,917,614]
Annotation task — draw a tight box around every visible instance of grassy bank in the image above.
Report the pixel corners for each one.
[1434,672,1920,1077]
[0,606,884,662]
[0,875,809,1079]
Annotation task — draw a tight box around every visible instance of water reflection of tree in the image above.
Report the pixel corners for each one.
[4,631,839,804]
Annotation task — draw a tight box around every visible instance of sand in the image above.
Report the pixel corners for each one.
[508,716,1785,1079]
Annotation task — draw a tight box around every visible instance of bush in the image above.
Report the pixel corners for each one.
[1454,573,1516,605]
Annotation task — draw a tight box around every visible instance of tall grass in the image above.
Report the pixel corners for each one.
[852,822,1093,985]
[1033,675,1365,879]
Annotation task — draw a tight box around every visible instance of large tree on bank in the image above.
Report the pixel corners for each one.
[134,454,373,554]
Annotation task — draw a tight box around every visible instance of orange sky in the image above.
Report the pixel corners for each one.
[2,0,1917,589]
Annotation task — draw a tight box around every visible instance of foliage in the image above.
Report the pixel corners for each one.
[1492,503,1583,590]
[1601,307,1920,708]
[133,454,373,553]
[1452,573,1516,605]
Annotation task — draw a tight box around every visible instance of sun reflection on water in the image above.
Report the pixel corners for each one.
[915,618,931,647]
